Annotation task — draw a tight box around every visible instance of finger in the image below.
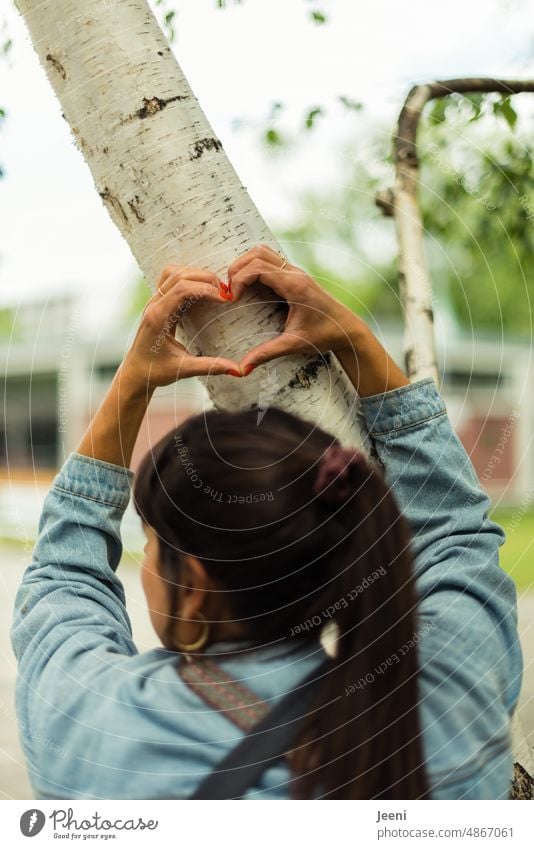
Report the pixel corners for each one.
[229,258,298,301]
[239,333,305,371]
[227,244,287,283]
[178,355,243,380]
[150,281,228,333]
[158,268,223,296]
[157,264,181,290]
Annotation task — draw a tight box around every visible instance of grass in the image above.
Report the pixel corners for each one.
[491,509,534,592]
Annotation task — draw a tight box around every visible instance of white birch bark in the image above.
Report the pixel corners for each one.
[15,0,363,448]
[390,86,439,382]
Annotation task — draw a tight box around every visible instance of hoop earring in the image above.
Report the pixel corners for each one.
[174,612,210,653]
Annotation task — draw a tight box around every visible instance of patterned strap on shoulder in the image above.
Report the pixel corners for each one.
[179,657,270,732]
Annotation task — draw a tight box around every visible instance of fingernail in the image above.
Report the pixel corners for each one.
[225,369,242,377]
[243,364,256,376]
[219,280,229,292]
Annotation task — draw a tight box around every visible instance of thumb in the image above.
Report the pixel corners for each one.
[239,333,303,372]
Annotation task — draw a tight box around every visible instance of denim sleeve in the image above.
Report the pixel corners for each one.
[11,453,138,763]
[359,378,522,717]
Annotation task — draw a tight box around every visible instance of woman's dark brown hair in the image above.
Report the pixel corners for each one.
[133,405,428,799]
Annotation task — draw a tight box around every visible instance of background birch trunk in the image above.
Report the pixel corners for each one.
[376,77,534,796]
[377,77,534,383]
[15,0,363,447]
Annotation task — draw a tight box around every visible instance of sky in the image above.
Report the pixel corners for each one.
[1,0,533,330]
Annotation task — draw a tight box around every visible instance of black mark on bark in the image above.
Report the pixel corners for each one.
[46,54,67,80]
[511,763,534,799]
[122,94,188,123]
[288,353,331,390]
[189,137,223,161]
[98,187,129,226]
[128,195,146,223]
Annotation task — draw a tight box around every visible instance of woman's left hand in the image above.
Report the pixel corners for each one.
[120,265,240,393]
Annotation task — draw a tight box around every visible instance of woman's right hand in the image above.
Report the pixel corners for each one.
[227,244,366,373]
[228,244,409,396]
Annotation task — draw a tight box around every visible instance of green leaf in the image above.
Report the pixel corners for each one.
[305,106,323,129]
[428,98,447,126]
[465,93,484,122]
[493,95,518,130]
[338,95,363,112]
[311,11,327,24]
[265,128,282,146]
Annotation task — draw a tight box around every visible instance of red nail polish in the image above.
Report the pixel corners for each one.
[243,364,256,376]
[219,281,229,292]
[225,369,242,377]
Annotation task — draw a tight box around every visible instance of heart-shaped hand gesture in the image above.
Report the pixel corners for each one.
[121,245,365,392]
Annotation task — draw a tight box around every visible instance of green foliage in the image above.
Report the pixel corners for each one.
[492,95,518,130]
[276,104,533,336]
[264,127,283,146]
[0,306,17,339]
[154,0,177,41]
[419,121,534,333]
[305,106,323,130]
[339,95,364,113]
[278,145,401,322]
[428,91,520,131]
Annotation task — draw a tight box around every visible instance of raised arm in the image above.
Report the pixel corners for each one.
[228,245,521,719]
[11,268,240,781]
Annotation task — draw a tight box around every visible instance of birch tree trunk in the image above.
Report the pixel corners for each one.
[377,78,534,383]
[377,77,534,797]
[16,0,363,448]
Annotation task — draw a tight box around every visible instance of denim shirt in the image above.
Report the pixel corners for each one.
[11,378,522,799]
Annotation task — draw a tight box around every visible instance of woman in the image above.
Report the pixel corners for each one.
[12,245,521,799]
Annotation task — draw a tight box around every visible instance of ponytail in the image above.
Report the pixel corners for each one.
[133,408,428,799]
[292,445,428,799]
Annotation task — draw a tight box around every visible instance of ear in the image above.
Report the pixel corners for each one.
[180,554,210,619]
